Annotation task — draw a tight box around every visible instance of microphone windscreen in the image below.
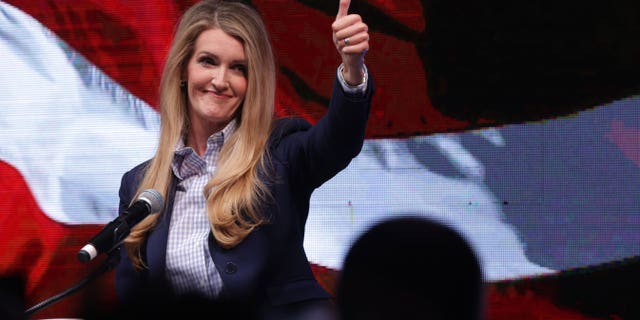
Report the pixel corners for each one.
[138,189,163,213]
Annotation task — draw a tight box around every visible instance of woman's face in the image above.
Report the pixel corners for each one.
[186,28,247,135]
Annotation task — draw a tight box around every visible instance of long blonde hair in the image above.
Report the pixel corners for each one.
[125,0,276,270]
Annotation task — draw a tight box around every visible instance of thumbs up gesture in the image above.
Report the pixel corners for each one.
[332,0,369,86]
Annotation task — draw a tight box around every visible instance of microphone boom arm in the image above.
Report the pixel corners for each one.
[24,248,121,317]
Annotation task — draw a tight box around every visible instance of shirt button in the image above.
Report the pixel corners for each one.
[224,262,238,274]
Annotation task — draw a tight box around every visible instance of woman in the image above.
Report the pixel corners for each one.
[114,0,373,318]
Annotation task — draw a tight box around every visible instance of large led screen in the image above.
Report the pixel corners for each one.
[1,1,638,318]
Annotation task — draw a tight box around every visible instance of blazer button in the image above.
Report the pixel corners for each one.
[224,262,237,274]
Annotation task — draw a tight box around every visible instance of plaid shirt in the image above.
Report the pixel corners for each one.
[166,120,237,298]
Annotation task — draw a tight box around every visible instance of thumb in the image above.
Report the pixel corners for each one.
[336,0,350,20]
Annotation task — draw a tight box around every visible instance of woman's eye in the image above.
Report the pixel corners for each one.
[233,64,247,74]
[199,57,216,65]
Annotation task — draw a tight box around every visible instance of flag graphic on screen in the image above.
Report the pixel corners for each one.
[1,1,638,319]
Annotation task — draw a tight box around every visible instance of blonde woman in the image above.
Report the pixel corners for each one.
[114,0,373,318]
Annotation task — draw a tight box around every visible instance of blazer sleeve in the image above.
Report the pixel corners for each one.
[274,74,375,190]
[113,164,148,305]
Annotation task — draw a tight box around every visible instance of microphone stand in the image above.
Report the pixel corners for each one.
[24,248,121,318]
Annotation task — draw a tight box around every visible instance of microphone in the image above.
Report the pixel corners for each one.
[77,189,163,263]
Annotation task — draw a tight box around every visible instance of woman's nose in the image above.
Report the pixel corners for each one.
[211,68,229,88]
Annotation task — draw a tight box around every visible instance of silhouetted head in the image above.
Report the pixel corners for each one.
[337,215,485,320]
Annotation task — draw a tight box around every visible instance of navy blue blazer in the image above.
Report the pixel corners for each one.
[114,76,374,314]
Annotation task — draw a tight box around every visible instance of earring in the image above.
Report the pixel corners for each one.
[180,80,186,87]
